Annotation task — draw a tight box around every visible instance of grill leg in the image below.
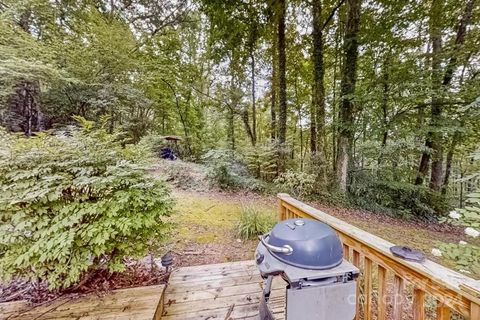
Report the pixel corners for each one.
[259,276,275,320]
[263,276,273,301]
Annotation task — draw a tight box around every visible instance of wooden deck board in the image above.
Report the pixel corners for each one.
[162,260,286,320]
[0,285,165,320]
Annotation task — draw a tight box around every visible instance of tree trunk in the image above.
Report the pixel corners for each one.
[335,0,361,192]
[227,108,235,150]
[332,13,342,173]
[310,88,317,154]
[442,130,460,194]
[271,25,278,141]
[312,0,327,183]
[249,18,258,146]
[250,51,257,146]
[378,59,389,166]
[277,0,287,172]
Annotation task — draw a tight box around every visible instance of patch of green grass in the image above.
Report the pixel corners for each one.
[236,206,276,240]
[171,191,276,245]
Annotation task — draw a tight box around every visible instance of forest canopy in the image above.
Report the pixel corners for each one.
[1,0,480,216]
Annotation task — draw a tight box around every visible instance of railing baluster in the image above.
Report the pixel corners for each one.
[343,244,350,260]
[352,250,361,320]
[413,288,425,320]
[393,275,404,320]
[364,258,373,320]
[436,304,450,320]
[279,201,286,220]
[377,265,387,320]
[471,302,480,320]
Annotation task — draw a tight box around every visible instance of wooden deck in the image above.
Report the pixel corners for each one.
[161,260,285,319]
[0,285,166,320]
[0,261,282,320]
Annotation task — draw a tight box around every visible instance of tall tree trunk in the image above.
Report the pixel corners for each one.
[277,0,287,172]
[335,0,361,192]
[378,58,389,166]
[312,0,327,183]
[294,77,304,171]
[271,26,278,141]
[250,51,257,146]
[310,88,317,153]
[227,108,235,150]
[332,13,342,172]
[442,130,460,194]
[249,18,258,146]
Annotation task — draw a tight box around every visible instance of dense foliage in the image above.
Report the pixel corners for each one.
[437,179,480,275]
[1,1,480,215]
[0,121,173,289]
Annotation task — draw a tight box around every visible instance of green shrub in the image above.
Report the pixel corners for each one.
[154,159,208,190]
[0,120,173,289]
[202,149,264,191]
[274,170,316,198]
[437,192,480,276]
[348,170,448,218]
[236,206,276,240]
[245,142,278,181]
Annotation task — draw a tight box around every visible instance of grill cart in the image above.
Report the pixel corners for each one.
[255,218,359,320]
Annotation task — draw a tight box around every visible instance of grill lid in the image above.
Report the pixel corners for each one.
[262,218,343,270]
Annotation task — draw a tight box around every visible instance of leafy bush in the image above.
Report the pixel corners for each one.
[437,192,480,276]
[0,120,173,289]
[136,133,168,156]
[236,206,276,240]
[274,170,316,198]
[202,149,264,191]
[154,159,208,190]
[349,170,448,218]
[245,142,278,181]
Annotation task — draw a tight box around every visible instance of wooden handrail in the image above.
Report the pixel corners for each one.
[277,193,480,319]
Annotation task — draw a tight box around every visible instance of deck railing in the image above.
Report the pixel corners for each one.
[277,193,480,320]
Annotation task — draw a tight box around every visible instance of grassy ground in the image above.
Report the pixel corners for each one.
[166,189,276,267]
[165,188,471,276]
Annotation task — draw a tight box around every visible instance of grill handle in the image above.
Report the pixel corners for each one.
[259,234,293,255]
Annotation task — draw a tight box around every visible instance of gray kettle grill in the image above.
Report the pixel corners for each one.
[255,218,359,320]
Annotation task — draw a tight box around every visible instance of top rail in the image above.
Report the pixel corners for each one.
[277,193,480,319]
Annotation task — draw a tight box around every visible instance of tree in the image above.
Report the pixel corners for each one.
[416,0,476,191]
[311,0,327,183]
[336,0,361,192]
[276,0,287,171]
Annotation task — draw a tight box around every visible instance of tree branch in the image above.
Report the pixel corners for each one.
[321,0,346,32]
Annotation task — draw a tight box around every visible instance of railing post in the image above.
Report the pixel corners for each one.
[413,288,425,320]
[471,302,480,320]
[436,303,450,320]
[278,194,287,221]
[364,258,373,320]
[352,250,361,320]
[377,265,387,320]
[393,275,405,320]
